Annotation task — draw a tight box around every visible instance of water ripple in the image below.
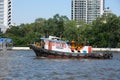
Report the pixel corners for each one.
[0,51,120,80]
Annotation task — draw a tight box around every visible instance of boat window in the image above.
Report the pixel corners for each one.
[67,42,71,46]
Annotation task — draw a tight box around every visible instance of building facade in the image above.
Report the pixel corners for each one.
[0,0,12,33]
[104,8,112,16]
[72,0,104,24]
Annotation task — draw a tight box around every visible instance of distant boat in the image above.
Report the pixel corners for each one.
[0,38,13,51]
[30,36,113,59]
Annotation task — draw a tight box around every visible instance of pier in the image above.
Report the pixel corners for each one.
[12,47,30,50]
[93,48,120,52]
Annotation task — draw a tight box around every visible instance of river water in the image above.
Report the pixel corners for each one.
[0,50,120,80]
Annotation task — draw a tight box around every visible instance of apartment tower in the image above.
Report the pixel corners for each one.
[0,0,12,33]
[72,0,104,23]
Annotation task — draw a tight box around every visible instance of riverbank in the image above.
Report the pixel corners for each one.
[12,47,30,50]
[11,47,120,52]
[92,48,120,52]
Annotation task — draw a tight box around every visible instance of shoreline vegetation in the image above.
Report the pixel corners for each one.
[10,47,120,52]
[1,14,120,48]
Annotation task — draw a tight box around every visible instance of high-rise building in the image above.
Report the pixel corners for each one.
[104,7,112,16]
[0,0,12,33]
[71,0,104,24]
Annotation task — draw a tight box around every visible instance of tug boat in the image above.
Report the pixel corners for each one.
[30,36,113,59]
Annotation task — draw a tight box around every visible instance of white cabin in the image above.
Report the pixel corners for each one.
[40,36,92,53]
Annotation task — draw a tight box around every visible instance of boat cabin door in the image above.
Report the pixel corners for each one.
[48,41,52,50]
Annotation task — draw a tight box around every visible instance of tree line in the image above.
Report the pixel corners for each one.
[1,14,120,48]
